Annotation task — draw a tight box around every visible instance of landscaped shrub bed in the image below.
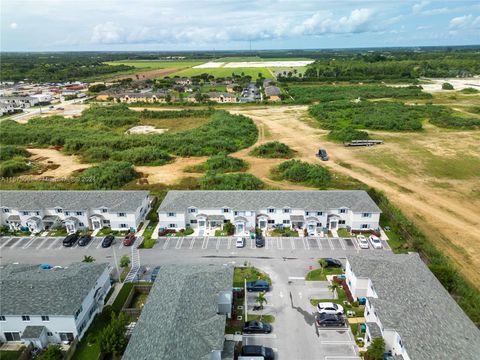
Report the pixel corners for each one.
[249,141,296,159]
[270,160,331,188]
[368,188,480,326]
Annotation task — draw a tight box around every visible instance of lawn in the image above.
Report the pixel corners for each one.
[168,67,274,80]
[337,228,351,237]
[233,266,271,287]
[310,286,365,317]
[140,221,157,249]
[105,60,204,69]
[96,228,129,236]
[305,268,344,281]
[47,228,68,236]
[269,227,299,237]
[138,115,211,134]
[0,349,25,360]
[246,314,275,323]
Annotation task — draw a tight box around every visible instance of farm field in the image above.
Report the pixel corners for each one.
[105,60,205,69]
[167,67,274,79]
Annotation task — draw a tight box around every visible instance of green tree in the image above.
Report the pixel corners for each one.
[82,255,95,263]
[318,259,328,274]
[328,283,341,299]
[120,255,130,268]
[442,82,454,90]
[223,222,235,236]
[98,313,128,356]
[37,345,63,360]
[88,84,107,93]
[255,291,268,309]
[365,337,385,360]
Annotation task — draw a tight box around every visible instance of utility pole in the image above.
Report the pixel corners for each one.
[244,278,248,321]
[112,243,120,282]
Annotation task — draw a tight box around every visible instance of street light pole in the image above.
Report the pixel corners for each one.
[112,243,120,282]
[244,278,248,322]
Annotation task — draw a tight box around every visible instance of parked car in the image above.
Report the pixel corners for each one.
[62,233,79,247]
[78,235,92,247]
[356,235,369,249]
[315,313,346,328]
[242,320,272,334]
[317,302,344,315]
[150,266,160,282]
[57,107,64,110]
[246,279,270,292]
[255,234,265,248]
[369,235,383,249]
[319,258,342,268]
[101,235,115,248]
[241,345,275,360]
[317,148,329,161]
[236,237,245,248]
[123,233,136,247]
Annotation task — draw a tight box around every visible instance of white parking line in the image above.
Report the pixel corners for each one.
[189,238,195,249]
[202,237,209,249]
[36,237,50,250]
[290,237,296,250]
[12,238,28,249]
[216,237,221,250]
[0,237,16,249]
[250,238,255,249]
[327,237,334,250]
[265,238,270,250]
[242,334,277,339]
[277,237,283,250]
[227,237,231,249]
[48,238,61,250]
[85,237,96,249]
[303,237,310,250]
[316,237,322,250]
[163,238,171,250]
[96,238,104,249]
[176,237,184,249]
[339,238,346,250]
[352,237,359,251]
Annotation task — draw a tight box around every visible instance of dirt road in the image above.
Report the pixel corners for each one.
[232,106,480,285]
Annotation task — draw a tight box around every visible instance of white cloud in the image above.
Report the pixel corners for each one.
[91,22,125,44]
[449,15,480,30]
[10,22,18,29]
[412,1,430,14]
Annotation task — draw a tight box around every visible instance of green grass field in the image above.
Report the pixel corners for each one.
[168,67,274,79]
[105,60,204,69]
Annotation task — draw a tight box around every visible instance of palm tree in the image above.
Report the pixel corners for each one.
[318,259,328,274]
[329,283,341,299]
[82,255,95,263]
[255,291,268,309]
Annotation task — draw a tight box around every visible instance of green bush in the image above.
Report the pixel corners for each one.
[442,82,454,90]
[199,172,264,190]
[98,313,128,356]
[187,154,248,173]
[460,87,479,94]
[327,127,370,142]
[78,161,138,189]
[37,345,63,360]
[111,146,172,166]
[0,158,30,177]
[271,160,331,188]
[0,145,29,161]
[223,222,235,235]
[364,337,385,360]
[249,141,295,158]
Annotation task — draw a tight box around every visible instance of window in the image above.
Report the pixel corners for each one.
[283,208,291,213]
[223,208,229,213]
[361,224,369,229]
[118,213,126,217]
[283,220,290,224]
[35,211,40,216]
[169,224,177,228]
[41,316,49,321]
[268,220,275,224]
[339,220,346,225]
[268,208,275,213]
[234,211,238,216]
[0,316,5,321]
[4,332,20,341]
[22,315,30,321]
[2,208,10,213]
[305,211,310,216]
[47,332,53,337]
[102,220,110,224]
[79,222,84,227]
[317,211,323,216]
[74,307,83,320]
[120,224,127,228]
[65,211,70,216]
[22,211,29,216]
[339,209,347,214]
[316,222,322,227]
[190,220,197,224]
[76,211,83,216]
[167,212,176,217]
[59,333,74,342]
[101,208,108,213]
[55,208,63,213]
[188,208,197,213]
[362,213,371,218]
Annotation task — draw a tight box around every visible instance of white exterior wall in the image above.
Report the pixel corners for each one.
[0,267,111,345]
[350,212,381,230]
[158,211,187,230]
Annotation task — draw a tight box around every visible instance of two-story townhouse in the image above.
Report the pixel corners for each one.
[345,253,480,360]
[0,190,151,234]
[157,190,381,235]
[0,262,111,348]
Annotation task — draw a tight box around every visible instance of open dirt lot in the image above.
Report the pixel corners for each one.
[25,148,91,178]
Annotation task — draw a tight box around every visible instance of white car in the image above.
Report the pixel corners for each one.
[356,235,369,249]
[236,237,245,248]
[317,302,344,315]
[369,235,383,249]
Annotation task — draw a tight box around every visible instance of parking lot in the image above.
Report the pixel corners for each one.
[155,236,390,252]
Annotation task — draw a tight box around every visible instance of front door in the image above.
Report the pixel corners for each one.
[259,220,266,228]
[236,223,244,234]
[330,221,337,229]
[199,220,206,228]
[66,224,75,233]
[93,221,101,229]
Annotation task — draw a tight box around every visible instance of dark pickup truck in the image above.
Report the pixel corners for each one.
[246,279,270,292]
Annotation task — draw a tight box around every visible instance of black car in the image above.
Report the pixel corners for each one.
[243,320,272,334]
[246,280,270,292]
[315,313,346,328]
[78,235,92,247]
[318,148,329,161]
[241,345,275,360]
[255,234,265,248]
[320,258,342,268]
[101,235,115,248]
[62,233,79,247]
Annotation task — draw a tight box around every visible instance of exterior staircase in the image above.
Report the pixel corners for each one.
[124,240,141,283]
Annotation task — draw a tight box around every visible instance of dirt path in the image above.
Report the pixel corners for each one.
[135,157,208,184]
[231,106,480,285]
[25,148,91,178]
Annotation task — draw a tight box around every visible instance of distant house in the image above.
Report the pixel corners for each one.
[111,92,172,104]
[0,96,37,109]
[122,264,234,360]
[226,84,239,93]
[345,253,480,360]
[0,262,111,347]
[263,79,274,87]
[205,92,237,103]
[0,101,15,116]
[265,85,281,101]
[0,190,151,233]
[173,77,192,86]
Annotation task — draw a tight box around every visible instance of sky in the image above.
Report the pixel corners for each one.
[1,0,479,51]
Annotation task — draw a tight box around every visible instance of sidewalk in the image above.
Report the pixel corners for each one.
[136,220,150,237]
[151,221,161,240]
[106,282,123,306]
[91,228,100,237]
[331,229,339,237]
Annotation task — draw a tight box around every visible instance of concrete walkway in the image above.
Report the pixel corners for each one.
[151,222,161,240]
[106,282,124,306]
[136,220,150,237]
[331,229,339,237]
[91,229,100,237]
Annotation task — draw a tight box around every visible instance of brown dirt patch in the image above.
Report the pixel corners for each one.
[135,157,208,185]
[24,148,91,178]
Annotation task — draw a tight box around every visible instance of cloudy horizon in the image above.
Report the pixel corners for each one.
[1,0,479,52]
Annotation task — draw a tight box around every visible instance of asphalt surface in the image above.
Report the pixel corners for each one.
[0,235,387,360]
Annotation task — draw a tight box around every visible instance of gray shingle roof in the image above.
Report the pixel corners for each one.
[21,326,46,339]
[347,253,480,360]
[159,190,381,213]
[123,264,233,360]
[0,263,109,316]
[0,190,149,211]
[265,85,281,97]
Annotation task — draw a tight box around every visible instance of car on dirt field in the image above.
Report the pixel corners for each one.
[356,235,369,249]
[317,302,344,315]
[317,148,329,161]
[369,235,383,249]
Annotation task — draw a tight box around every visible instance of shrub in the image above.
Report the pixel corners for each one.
[364,337,385,360]
[460,87,479,94]
[0,158,30,177]
[78,161,138,189]
[119,255,130,268]
[271,160,331,188]
[0,145,29,161]
[442,82,454,90]
[82,146,112,162]
[199,172,264,190]
[111,146,172,166]
[37,345,63,360]
[98,313,128,356]
[327,127,370,142]
[223,222,235,235]
[249,141,295,158]
[187,153,248,173]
